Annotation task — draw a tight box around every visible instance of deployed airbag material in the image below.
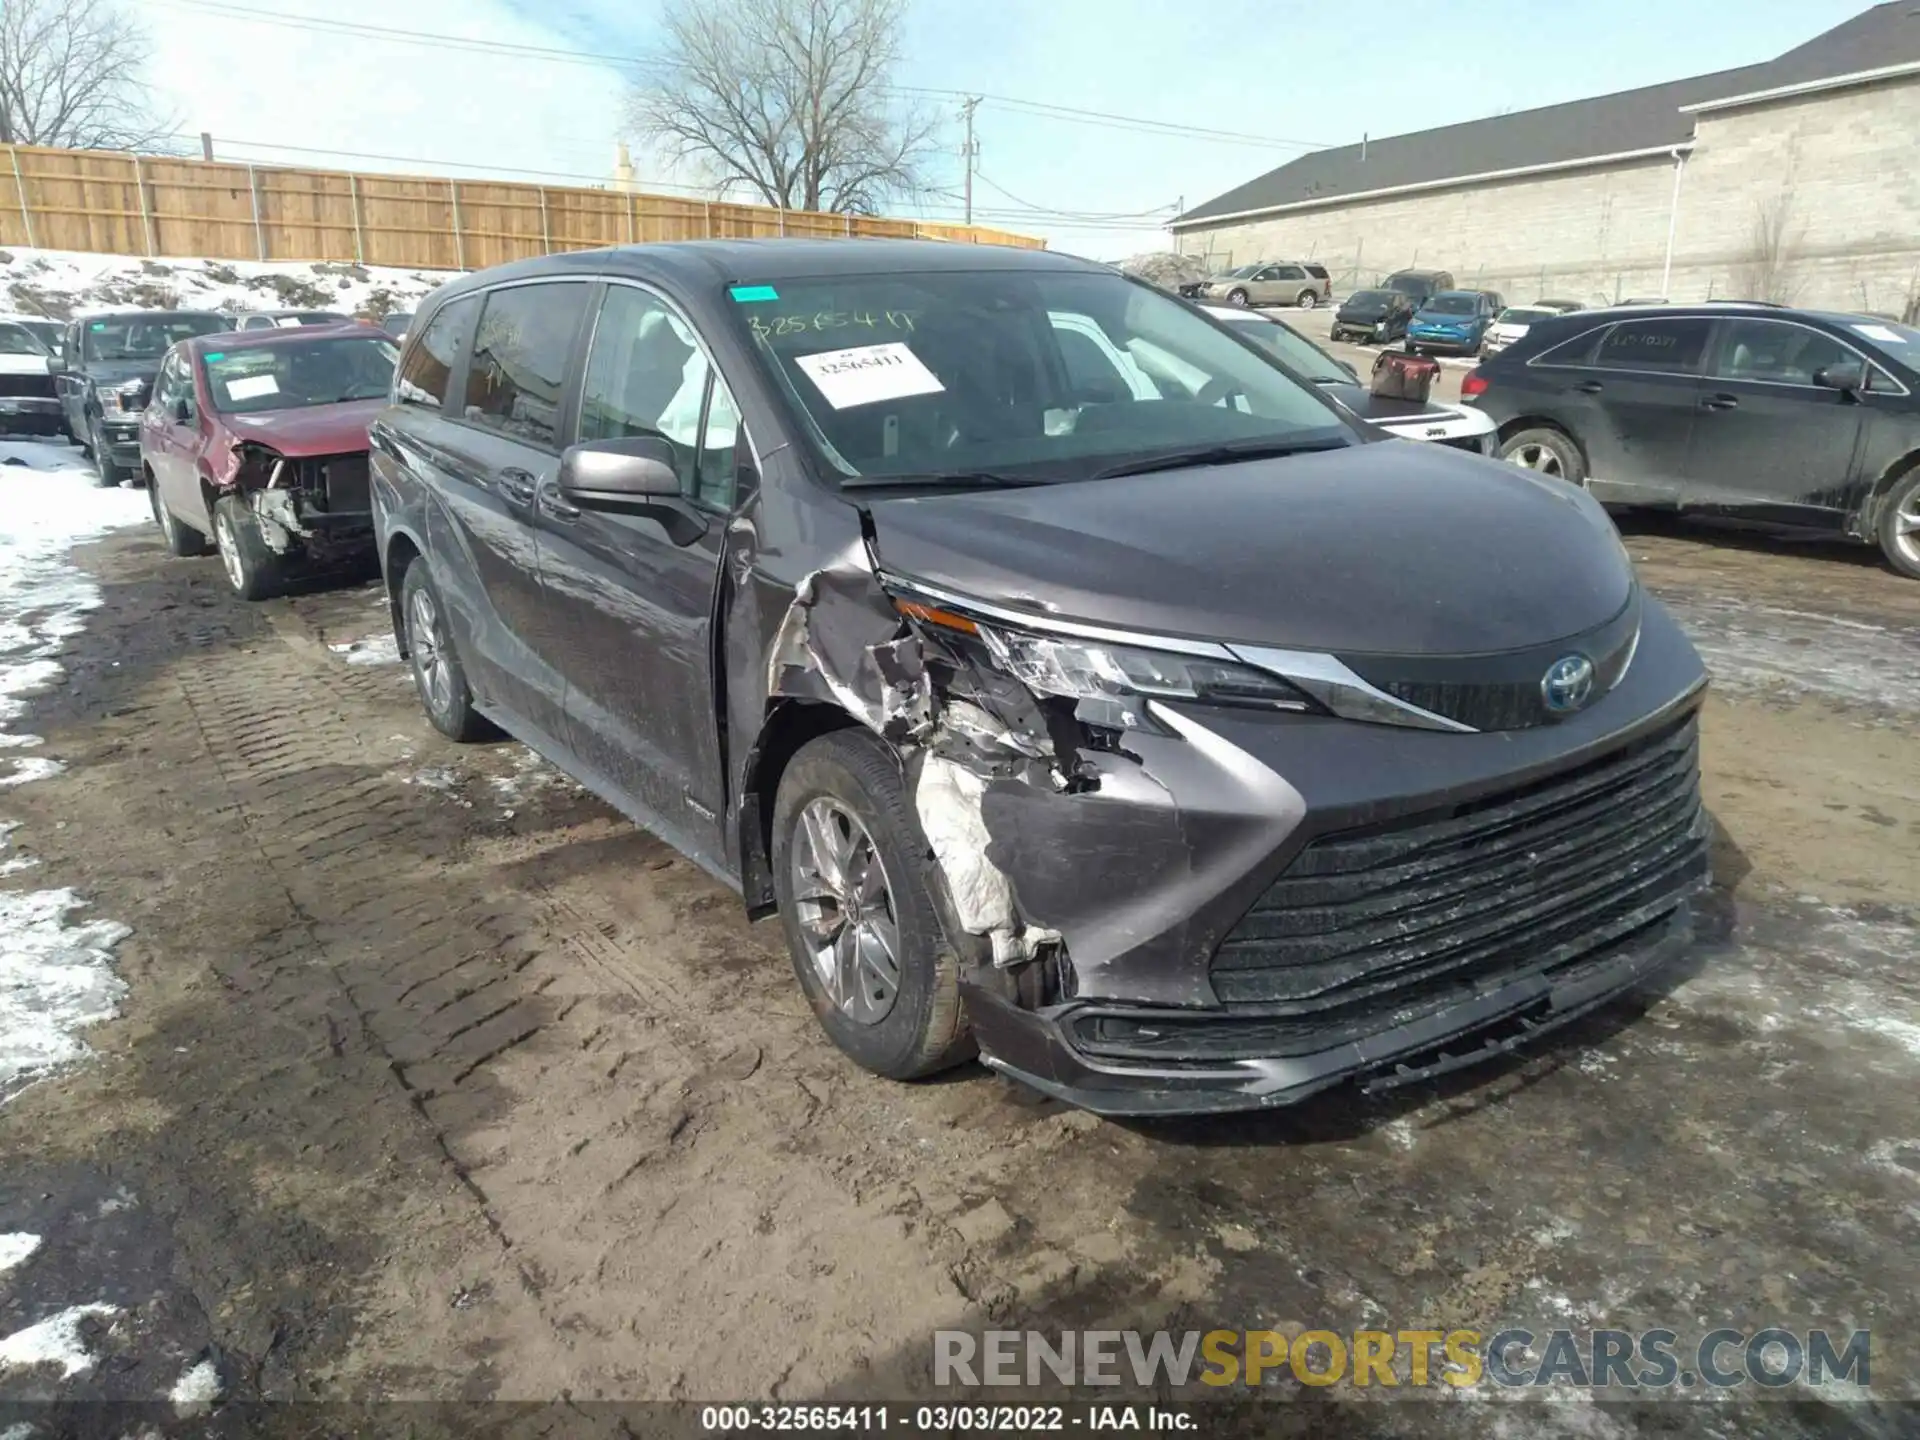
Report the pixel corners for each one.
[915,754,1060,967]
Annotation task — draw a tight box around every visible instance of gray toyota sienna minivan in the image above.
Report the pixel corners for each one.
[370,240,1710,1116]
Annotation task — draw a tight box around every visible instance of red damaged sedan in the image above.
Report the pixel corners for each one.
[141,323,397,599]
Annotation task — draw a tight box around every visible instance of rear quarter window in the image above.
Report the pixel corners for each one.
[395,296,478,410]
[1591,317,1710,374]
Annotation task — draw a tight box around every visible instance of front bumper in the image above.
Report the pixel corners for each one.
[1332,319,1394,340]
[0,395,63,434]
[966,600,1710,1115]
[1407,331,1479,354]
[98,416,142,466]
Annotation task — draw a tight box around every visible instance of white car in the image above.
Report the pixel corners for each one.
[0,312,66,439]
[1481,303,1583,359]
[1202,304,1496,452]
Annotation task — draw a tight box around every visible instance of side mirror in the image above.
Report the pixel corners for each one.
[1813,361,1865,394]
[558,434,707,544]
[43,354,62,375]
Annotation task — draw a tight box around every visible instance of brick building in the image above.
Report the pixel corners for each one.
[1171,3,1920,317]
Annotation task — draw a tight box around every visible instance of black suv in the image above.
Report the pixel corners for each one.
[1462,303,1920,579]
[371,240,1709,1116]
[51,310,231,484]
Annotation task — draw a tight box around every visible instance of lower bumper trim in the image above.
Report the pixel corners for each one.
[967,904,1694,1117]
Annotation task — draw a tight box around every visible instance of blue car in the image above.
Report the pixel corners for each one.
[1406,290,1502,356]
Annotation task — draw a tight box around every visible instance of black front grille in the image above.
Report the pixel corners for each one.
[314,455,371,514]
[1209,714,1708,1013]
[0,374,54,399]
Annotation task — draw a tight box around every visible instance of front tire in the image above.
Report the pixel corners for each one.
[212,495,283,600]
[400,562,496,741]
[88,419,121,487]
[1876,468,1920,580]
[772,730,972,1082]
[1500,426,1587,486]
[1226,288,1250,307]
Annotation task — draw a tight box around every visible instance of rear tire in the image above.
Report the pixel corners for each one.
[212,495,283,601]
[1499,426,1587,486]
[1296,290,1317,309]
[1875,468,1920,580]
[400,562,496,741]
[772,730,973,1082]
[150,479,211,556]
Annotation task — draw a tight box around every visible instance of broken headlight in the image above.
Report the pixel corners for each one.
[977,628,1316,712]
[94,378,145,415]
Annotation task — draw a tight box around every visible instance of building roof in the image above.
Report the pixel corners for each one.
[1175,3,1920,229]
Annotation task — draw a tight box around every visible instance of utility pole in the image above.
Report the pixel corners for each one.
[200,132,214,162]
[960,97,981,224]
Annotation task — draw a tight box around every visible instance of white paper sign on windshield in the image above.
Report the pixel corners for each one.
[794,343,944,409]
[1852,323,1903,344]
[225,374,280,400]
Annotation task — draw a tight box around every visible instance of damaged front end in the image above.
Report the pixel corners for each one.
[761,523,1711,1118]
[223,442,375,564]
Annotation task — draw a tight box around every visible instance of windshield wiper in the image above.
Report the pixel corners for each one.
[1090,436,1347,481]
[842,470,1047,491]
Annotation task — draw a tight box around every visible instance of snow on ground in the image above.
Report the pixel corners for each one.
[0,1302,120,1379]
[168,1355,223,1408]
[0,440,145,1101]
[0,1232,40,1276]
[1659,596,1920,715]
[328,633,402,666]
[1,245,453,322]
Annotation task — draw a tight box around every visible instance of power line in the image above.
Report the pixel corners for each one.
[153,0,1333,153]
[971,171,1178,222]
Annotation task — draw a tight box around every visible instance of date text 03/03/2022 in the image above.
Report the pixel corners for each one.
[699,1404,1194,1431]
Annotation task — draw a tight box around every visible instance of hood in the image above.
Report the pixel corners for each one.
[1413,311,1477,328]
[220,397,383,457]
[864,441,1633,656]
[83,360,161,387]
[1338,299,1392,318]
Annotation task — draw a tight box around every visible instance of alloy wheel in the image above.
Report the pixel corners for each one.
[1895,490,1920,567]
[407,586,453,718]
[789,797,901,1026]
[214,511,244,589]
[1509,442,1565,478]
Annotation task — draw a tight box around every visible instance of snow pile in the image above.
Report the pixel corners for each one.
[1,246,454,323]
[1,441,144,1100]
[0,1231,41,1276]
[0,1302,120,1380]
[1117,251,1211,292]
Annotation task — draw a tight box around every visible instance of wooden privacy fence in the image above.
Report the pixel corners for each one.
[0,144,1042,271]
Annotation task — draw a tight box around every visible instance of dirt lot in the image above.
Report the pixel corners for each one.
[2,443,1918,1434]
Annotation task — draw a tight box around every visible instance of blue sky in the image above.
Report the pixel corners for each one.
[149,0,1877,259]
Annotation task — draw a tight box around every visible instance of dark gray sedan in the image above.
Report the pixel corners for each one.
[369,240,1710,1115]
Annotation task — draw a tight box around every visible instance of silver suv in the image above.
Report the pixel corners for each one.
[1200,261,1333,309]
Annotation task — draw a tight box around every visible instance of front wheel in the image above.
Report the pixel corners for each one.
[212,495,283,601]
[1499,427,1587,486]
[1876,468,1920,580]
[1226,288,1250,307]
[772,730,973,1081]
[88,419,121,488]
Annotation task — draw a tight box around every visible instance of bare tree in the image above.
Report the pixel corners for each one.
[0,0,174,151]
[625,0,936,215]
[1730,193,1805,305]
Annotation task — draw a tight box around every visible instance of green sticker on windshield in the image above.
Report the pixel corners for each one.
[204,352,225,362]
[90,321,107,330]
[730,285,779,303]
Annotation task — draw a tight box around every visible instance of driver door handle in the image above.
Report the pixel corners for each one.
[1572,380,1604,394]
[495,466,536,505]
[1701,394,1740,411]
[536,479,581,521]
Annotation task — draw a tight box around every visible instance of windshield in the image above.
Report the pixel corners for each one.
[1222,316,1349,383]
[1498,307,1555,325]
[83,314,227,362]
[735,269,1350,485]
[1344,290,1394,308]
[1422,294,1477,316]
[202,335,398,414]
[1220,264,1262,279]
[1849,318,1920,356]
[0,323,47,356]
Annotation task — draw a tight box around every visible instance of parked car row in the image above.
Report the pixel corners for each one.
[1464,301,1920,579]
